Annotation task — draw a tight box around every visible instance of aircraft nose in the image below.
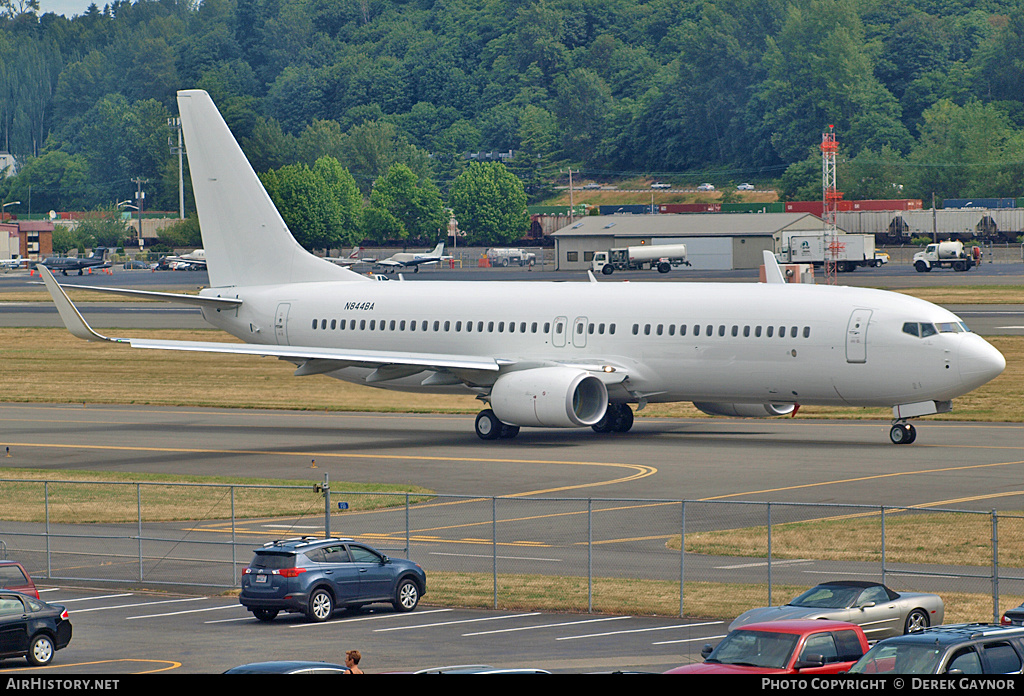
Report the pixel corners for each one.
[959,335,1005,390]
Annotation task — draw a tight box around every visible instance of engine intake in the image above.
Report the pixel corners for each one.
[693,402,796,418]
[490,367,608,428]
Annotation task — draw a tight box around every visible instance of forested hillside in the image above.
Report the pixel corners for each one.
[1,0,1022,224]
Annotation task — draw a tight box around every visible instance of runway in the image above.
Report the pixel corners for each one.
[5,403,1024,511]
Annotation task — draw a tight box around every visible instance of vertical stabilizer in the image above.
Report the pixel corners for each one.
[176,90,365,288]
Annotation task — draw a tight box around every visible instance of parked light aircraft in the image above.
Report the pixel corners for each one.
[330,247,377,266]
[0,257,24,269]
[163,248,206,269]
[36,247,110,275]
[38,90,1006,445]
[376,242,448,272]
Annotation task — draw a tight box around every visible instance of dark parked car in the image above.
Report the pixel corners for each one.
[848,624,1024,674]
[1001,603,1024,626]
[239,536,426,622]
[0,561,38,598]
[0,591,72,666]
[225,660,350,674]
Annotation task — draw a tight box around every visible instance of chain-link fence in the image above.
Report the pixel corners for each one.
[2,477,1023,623]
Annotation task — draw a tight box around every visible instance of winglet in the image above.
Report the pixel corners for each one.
[37,265,115,342]
[762,250,786,284]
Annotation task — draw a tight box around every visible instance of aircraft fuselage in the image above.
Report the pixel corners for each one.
[198,279,1002,409]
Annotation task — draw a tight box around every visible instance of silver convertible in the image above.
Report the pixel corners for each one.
[730,581,944,641]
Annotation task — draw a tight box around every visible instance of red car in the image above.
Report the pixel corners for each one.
[0,561,38,599]
[665,620,870,674]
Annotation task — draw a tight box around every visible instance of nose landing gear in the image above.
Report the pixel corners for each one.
[889,421,917,445]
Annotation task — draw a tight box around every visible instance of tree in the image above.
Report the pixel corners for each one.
[312,156,362,247]
[449,162,528,246]
[260,163,342,251]
[362,163,446,244]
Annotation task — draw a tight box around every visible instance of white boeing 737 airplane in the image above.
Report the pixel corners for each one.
[39,90,1006,445]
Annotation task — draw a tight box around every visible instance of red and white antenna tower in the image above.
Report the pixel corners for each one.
[821,126,844,285]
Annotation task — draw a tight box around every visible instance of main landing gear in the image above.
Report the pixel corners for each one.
[889,421,917,445]
[474,409,520,440]
[591,403,634,434]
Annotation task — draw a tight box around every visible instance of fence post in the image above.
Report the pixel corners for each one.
[680,500,686,618]
[323,473,330,539]
[767,501,773,606]
[492,496,497,610]
[881,505,886,586]
[231,486,237,587]
[588,498,593,614]
[993,509,999,623]
[137,483,143,582]
[44,481,50,579]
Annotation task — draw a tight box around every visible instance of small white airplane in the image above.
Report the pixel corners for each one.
[38,90,1006,445]
[376,243,448,272]
[0,257,25,269]
[163,249,206,268]
[329,246,377,266]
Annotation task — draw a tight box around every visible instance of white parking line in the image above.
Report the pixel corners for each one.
[127,604,242,620]
[653,633,728,646]
[556,620,725,640]
[53,593,134,603]
[375,613,541,632]
[463,615,631,637]
[69,597,207,613]
[288,609,454,628]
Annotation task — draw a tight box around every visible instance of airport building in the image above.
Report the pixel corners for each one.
[550,212,835,270]
[1,220,53,261]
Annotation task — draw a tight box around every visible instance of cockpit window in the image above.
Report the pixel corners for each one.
[904,321,971,338]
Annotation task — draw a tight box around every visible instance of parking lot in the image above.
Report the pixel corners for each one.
[2,586,724,674]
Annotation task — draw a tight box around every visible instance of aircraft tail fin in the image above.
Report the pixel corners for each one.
[176,90,366,288]
[431,242,445,257]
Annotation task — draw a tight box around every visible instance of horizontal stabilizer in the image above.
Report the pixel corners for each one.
[40,282,242,309]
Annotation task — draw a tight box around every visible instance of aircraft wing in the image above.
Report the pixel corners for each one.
[164,255,207,267]
[38,264,504,374]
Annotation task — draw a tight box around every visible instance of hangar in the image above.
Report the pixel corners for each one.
[550,212,834,271]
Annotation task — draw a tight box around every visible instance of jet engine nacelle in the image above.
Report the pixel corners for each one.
[693,402,796,418]
[490,367,608,428]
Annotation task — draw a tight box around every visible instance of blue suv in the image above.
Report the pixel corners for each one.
[239,537,427,622]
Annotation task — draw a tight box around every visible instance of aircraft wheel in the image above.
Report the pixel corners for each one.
[890,423,916,445]
[591,405,615,433]
[612,404,634,433]
[499,423,520,439]
[475,409,503,440]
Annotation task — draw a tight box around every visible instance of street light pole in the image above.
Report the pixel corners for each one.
[168,117,185,219]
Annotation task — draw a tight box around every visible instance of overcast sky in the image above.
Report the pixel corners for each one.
[40,0,99,18]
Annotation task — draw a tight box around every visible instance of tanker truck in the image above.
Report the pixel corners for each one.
[913,240,980,272]
[591,244,690,275]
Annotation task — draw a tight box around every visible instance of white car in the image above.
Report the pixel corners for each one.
[697,183,715,191]
[737,183,754,191]
[582,183,602,190]
[650,182,671,189]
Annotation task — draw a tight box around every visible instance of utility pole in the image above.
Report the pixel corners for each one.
[562,168,576,223]
[168,117,185,219]
[132,178,148,248]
